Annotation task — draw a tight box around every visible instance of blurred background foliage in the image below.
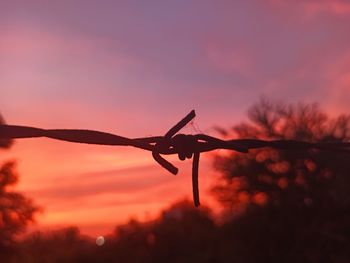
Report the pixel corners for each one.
[1,100,350,262]
[0,114,39,259]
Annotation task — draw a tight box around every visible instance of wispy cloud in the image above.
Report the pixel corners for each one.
[269,0,350,19]
[303,0,350,17]
[206,42,254,77]
[27,164,177,200]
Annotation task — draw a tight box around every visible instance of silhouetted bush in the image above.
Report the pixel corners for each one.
[212,99,350,262]
[0,114,40,261]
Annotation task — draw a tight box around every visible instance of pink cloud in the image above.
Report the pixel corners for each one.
[205,41,254,76]
[269,0,350,19]
[303,0,350,16]
[0,25,136,65]
[322,51,350,113]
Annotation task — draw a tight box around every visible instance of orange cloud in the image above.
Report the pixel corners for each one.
[25,158,217,236]
[4,133,217,236]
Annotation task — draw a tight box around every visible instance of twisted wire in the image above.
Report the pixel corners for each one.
[1,110,350,206]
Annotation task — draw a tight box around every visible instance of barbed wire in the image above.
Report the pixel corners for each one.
[1,110,350,206]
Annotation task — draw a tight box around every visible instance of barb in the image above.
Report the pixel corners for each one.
[1,110,350,207]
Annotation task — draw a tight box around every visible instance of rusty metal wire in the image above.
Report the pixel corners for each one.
[1,110,350,206]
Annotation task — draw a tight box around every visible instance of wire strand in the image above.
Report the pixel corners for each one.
[1,110,350,206]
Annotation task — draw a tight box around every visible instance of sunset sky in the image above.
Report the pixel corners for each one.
[1,0,350,237]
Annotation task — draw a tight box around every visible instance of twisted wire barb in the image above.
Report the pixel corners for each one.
[1,110,350,206]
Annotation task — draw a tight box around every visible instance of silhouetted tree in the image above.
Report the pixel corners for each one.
[14,227,92,263]
[96,200,217,263]
[212,99,350,262]
[11,200,217,263]
[0,114,40,259]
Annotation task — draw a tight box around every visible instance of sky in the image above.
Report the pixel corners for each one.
[1,0,350,236]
